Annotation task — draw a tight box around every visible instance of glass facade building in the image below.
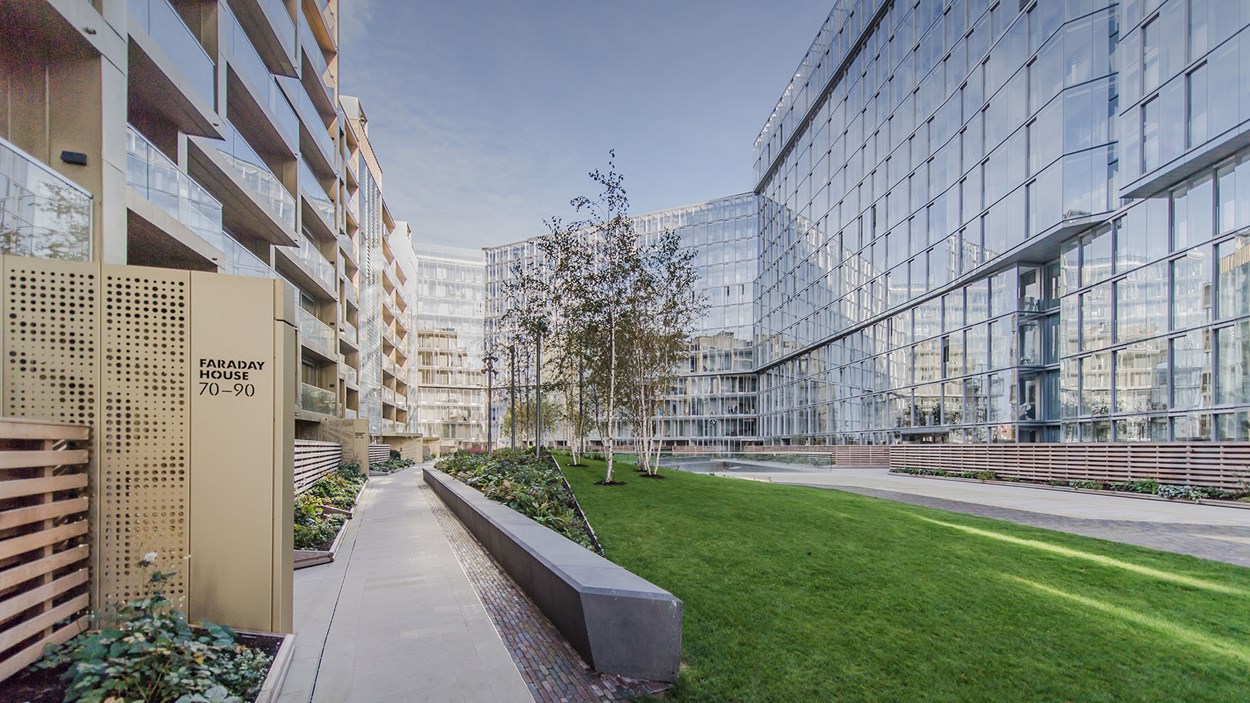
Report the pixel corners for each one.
[485,193,760,449]
[754,0,1250,445]
[413,245,488,449]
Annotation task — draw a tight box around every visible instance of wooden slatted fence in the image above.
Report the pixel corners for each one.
[368,444,390,466]
[832,445,892,466]
[0,417,91,683]
[889,442,1250,489]
[294,440,343,495]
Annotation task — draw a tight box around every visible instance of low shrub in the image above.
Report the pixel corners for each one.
[294,465,362,550]
[436,449,595,550]
[370,457,415,474]
[37,554,272,703]
[294,494,344,549]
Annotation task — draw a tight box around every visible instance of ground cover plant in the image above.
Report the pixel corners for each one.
[558,455,1250,703]
[437,449,595,550]
[890,466,1249,502]
[369,457,415,474]
[28,555,272,703]
[294,464,365,549]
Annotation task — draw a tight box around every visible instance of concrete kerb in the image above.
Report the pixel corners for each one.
[423,467,682,682]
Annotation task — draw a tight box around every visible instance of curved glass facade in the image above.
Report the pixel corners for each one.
[755,0,1250,445]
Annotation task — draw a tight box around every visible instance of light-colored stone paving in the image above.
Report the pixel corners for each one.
[276,467,533,703]
[719,467,1250,567]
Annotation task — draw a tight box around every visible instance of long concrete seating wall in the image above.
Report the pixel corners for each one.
[423,467,682,682]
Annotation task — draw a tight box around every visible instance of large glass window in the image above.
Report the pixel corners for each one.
[1171,247,1211,331]
[1081,351,1112,416]
[1216,321,1249,406]
[1116,261,1168,342]
[1081,283,1112,351]
[1217,233,1249,319]
[1141,97,1160,173]
[1115,339,1168,413]
[1172,330,1211,410]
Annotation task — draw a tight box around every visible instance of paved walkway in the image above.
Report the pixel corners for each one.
[721,468,1250,567]
[277,468,534,703]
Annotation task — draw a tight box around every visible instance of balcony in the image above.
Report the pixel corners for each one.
[339,232,358,269]
[299,156,335,237]
[296,233,335,289]
[297,307,336,361]
[340,362,358,387]
[223,2,299,153]
[381,386,397,406]
[218,231,274,279]
[0,136,92,261]
[300,5,337,103]
[229,0,297,77]
[216,121,296,231]
[126,125,223,248]
[300,382,336,415]
[127,0,218,136]
[283,77,336,177]
[339,318,358,347]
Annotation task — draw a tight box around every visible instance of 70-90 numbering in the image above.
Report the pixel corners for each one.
[198,382,256,397]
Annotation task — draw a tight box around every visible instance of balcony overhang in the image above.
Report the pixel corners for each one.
[1119,122,1250,200]
[127,23,222,139]
[274,244,336,301]
[299,191,336,241]
[125,189,222,271]
[230,0,298,78]
[225,63,297,159]
[186,136,299,247]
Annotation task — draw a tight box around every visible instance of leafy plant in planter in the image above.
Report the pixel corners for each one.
[36,553,272,703]
[370,457,415,474]
[294,494,345,550]
[436,449,596,550]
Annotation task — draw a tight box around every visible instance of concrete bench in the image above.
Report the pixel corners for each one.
[423,467,682,682]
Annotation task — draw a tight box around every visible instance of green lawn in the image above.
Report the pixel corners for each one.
[556,455,1250,703]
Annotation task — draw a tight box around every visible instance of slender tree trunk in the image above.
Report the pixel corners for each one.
[535,331,542,457]
[605,319,616,484]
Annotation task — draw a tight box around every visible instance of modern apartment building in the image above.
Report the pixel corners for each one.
[485,193,760,450]
[342,96,417,436]
[412,244,487,451]
[0,0,418,438]
[753,0,1250,445]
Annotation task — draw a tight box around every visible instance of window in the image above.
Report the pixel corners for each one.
[1171,247,1211,331]
[1172,330,1211,410]
[1216,321,1249,406]
[1141,97,1160,173]
[1217,233,1250,319]
[1188,64,1208,147]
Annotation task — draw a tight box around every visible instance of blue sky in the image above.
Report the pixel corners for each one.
[340,1,834,249]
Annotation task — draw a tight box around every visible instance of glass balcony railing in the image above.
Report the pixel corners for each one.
[341,362,358,386]
[126,125,224,245]
[344,408,357,419]
[217,121,296,231]
[295,233,335,289]
[381,386,397,406]
[283,76,335,168]
[260,0,296,59]
[296,306,335,358]
[220,228,274,279]
[299,9,335,103]
[0,136,92,261]
[222,2,298,145]
[339,318,357,345]
[300,382,336,414]
[298,156,335,231]
[129,0,216,108]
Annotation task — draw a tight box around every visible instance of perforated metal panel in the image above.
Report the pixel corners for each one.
[100,266,190,606]
[2,258,99,427]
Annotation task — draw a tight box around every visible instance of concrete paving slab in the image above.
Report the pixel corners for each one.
[276,468,533,703]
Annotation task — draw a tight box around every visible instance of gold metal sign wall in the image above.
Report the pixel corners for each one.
[0,255,295,633]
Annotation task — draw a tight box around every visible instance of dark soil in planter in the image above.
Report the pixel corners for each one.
[0,661,68,703]
[594,480,627,486]
[638,473,667,479]
[0,631,286,703]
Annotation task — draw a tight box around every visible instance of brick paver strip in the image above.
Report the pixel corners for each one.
[800,483,1250,568]
[421,482,668,703]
